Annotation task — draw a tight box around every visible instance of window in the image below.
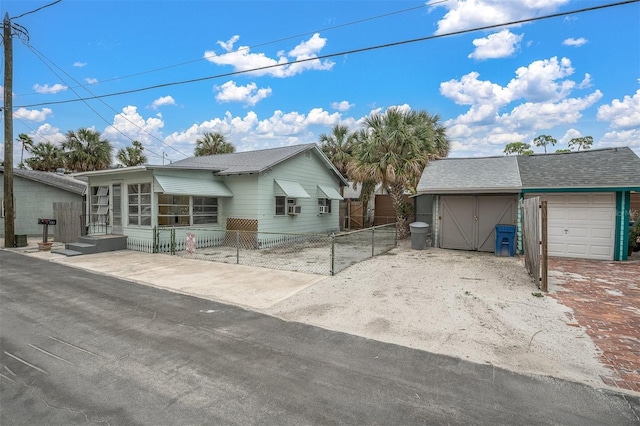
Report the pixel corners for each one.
[318,198,332,214]
[158,194,190,226]
[90,186,109,224]
[275,196,286,216]
[193,197,218,225]
[158,195,218,226]
[128,183,151,226]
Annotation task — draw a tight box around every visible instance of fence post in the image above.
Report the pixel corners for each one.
[236,230,240,264]
[371,227,375,257]
[330,233,335,276]
[541,201,548,292]
[153,226,158,253]
[170,228,176,255]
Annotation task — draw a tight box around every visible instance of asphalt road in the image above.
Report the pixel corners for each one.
[1,250,639,425]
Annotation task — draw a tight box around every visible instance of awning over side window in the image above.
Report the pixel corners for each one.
[274,179,310,198]
[154,175,233,197]
[317,184,343,200]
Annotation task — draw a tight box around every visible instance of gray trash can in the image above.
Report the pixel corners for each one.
[409,222,430,250]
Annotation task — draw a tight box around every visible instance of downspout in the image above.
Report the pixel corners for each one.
[615,191,630,261]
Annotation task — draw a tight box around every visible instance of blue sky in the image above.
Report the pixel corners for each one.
[1,0,639,166]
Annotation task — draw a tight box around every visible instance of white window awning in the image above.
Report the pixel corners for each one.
[154,175,233,197]
[274,179,310,198]
[317,184,343,200]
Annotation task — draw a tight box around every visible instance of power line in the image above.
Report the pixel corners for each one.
[14,0,639,110]
[13,0,445,97]
[11,0,61,20]
[22,42,187,160]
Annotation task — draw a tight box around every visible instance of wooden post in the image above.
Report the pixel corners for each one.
[541,201,548,292]
[3,13,15,248]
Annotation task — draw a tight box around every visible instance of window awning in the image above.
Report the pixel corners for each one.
[274,179,310,198]
[317,184,343,200]
[154,175,233,197]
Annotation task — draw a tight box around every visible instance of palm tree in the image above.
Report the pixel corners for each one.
[25,142,64,172]
[117,140,148,167]
[17,133,34,167]
[533,135,557,153]
[568,136,593,151]
[62,128,113,172]
[318,124,357,177]
[194,132,235,156]
[348,107,450,238]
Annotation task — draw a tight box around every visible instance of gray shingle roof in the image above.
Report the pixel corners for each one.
[416,156,521,194]
[517,147,640,189]
[416,147,640,194]
[168,143,347,184]
[1,167,87,195]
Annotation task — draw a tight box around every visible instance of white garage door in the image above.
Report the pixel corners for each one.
[542,193,615,260]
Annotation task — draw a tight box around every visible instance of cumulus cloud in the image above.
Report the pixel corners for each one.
[73,62,87,67]
[433,0,569,35]
[31,123,66,145]
[13,107,52,122]
[85,77,98,84]
[599,129,640,150]
[331,100,354,111]
[596,90,640,129]
[440,56,602,155]
[151,95,177,110]
[33,83,68,94]
[468,29,523,60]
[563,37,587,47]
[203,33,334,78]
[103,105,164,145]
[214,81,272,106]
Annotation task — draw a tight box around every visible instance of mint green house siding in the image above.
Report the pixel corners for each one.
[1,170,85,238]
[76,144,346,251]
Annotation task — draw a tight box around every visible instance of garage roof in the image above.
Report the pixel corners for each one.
[416,156,521,194]
[416,147,640,194]
[517,147,640,189]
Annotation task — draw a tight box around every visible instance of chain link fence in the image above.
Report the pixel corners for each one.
[153,223,397,275]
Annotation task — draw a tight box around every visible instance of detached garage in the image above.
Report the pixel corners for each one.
[415,147,640,261]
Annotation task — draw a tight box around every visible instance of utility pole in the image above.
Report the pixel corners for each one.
[2,1,61,248]
[3,12,15,248]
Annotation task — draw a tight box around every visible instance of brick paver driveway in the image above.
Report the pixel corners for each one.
[549,254,640,393]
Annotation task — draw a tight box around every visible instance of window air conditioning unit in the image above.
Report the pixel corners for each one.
[318,205,329,214]
[288,205,302,215]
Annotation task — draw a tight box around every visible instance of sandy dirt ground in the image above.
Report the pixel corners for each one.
[266,240,612,388]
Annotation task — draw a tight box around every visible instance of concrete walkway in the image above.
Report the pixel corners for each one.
[6,241,325,311]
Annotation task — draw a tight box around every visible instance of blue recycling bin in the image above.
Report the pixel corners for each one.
[495,224,516,257]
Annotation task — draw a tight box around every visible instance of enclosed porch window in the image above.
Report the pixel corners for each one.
[128,183,152,226]
[158,195,218,226]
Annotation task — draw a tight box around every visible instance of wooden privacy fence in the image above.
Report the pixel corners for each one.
[521,197,548,291]
[53,202,83,243]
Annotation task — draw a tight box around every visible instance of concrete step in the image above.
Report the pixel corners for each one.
[78,235,127,252]
[52,249,84,257]
[66,242,98,254]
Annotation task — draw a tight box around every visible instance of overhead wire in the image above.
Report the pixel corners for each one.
[12,0,446,97]
[14,0,639,110]
[22,42,185,160]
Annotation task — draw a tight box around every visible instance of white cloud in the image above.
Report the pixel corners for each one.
[85,77,98,84]
[151,95,177,110]
[33,83,68,94]
[103,105,165,145]
[73,62,87,67]
[433,0,569,35]
[441,56,602,155]
[506,56,576,102]
[306,108,342,126]
[331,100,354,111]
[596,90,640,129]
[468,29,523,60]
[563,37,587,47]
[32,123,66,145]
[214,81,272,106]
[599,129,640,150]
[13,107,52,122]
[203,33,334,78]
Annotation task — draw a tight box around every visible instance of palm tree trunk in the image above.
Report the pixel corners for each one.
[389,182,409,239]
